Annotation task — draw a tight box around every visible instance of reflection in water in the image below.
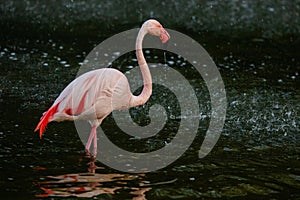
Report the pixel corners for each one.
[36,156,152,198]
[131,188,152,200]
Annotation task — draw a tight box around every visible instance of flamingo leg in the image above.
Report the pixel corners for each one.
[93,129,98,155]
[85,126,97,153]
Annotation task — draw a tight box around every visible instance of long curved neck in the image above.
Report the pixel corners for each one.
[133,25,152,106]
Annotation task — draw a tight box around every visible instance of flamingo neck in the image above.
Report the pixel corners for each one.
[134,25,152,106]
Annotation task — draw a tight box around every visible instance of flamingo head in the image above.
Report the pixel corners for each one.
[145,19,170,43]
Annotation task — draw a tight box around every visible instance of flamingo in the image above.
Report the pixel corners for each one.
[34,19,170,155]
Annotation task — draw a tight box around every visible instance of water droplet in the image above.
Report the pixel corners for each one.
[113,51,120,56]
[231,100,239,106]
[167,60,174,65]
[223,147,232,151]
[42,52,48,58]
[268,7,275,12]
[9,56,18,61]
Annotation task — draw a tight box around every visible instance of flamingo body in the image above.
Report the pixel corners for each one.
[35,68,133,136]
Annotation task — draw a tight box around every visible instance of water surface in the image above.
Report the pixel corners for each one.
[0,11,299,200]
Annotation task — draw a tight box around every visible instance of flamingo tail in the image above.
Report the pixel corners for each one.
[34,103,60,139]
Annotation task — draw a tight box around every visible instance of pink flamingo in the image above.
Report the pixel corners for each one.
[35,19,170,155]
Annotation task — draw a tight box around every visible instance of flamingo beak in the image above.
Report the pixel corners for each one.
[160,27,170,43]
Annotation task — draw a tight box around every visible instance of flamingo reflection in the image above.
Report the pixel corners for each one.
[36,155,152,199]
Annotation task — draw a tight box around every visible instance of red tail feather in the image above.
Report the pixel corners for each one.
[34,103,60,139]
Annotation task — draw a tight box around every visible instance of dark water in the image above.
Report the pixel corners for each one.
[1,1,300,200]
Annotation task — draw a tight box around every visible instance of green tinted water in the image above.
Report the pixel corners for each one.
[0,1,299,198]
[0,33,299,199]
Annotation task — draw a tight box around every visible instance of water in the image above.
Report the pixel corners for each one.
[1,2,300,199]
[0,32,299,199]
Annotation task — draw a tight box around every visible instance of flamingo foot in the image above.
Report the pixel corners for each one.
[87,156,97,173]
